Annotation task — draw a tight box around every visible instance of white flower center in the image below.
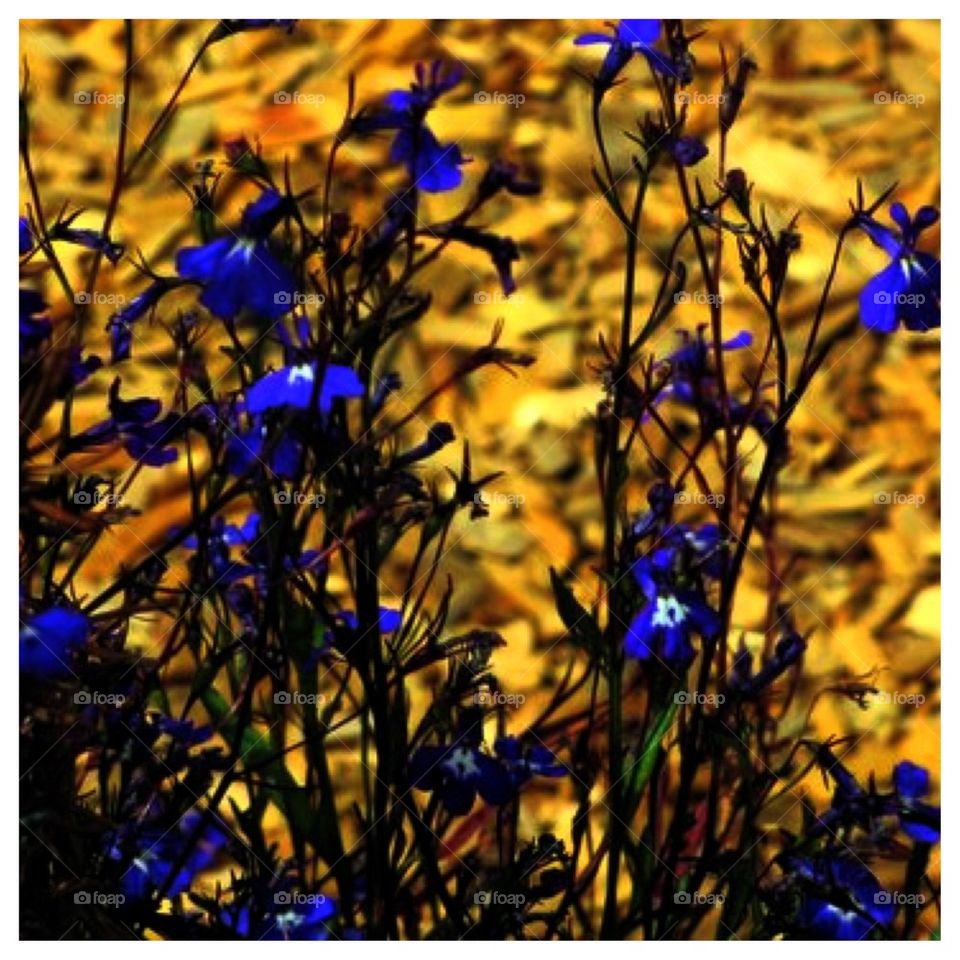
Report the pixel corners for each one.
[443,747,480,780]
[651,595,688,629]
[287,364,315,386]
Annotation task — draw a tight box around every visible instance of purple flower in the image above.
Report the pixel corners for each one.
[894,761,940,844]
[857,203,940,332]
[245,362,364,415]
[20,606,91,678]
[355,62,467,192]
[66,377,181,466]
[176,189,296,321]
[575,20,676,89]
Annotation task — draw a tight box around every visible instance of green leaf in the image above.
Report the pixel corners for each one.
[622,701,679,821]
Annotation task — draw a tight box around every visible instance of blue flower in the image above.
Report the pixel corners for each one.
[575,20,676,89]
[857,203,940,332]
[668,134,709,167]
[225,897,335,940]
[356,62,467,192]
[106,281,167,363]
[20,606,91,678]
[19,216,32,255]
[893,761,940,844]
[338,607,403,634]
[389,127,466,192]
[66,377,181,466]
[176,189,296,321]
[789,853,894,940]
[245,362,364,415]
[225,415,303,479]
[410,740,514,815]
[625,548,721,665]
[494,736,567,787]
[111,811,228,900]
[20,289,51,358]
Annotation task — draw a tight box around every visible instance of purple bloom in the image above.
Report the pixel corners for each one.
[575,20,676,89]
[66,377,181,466]
[20,606,91,678]
[245,362,364,415]
[355,62,467,192]
[176,189,296,321]
[668,135,709,167]
[19,216,32,255]
[409,740,515,815]
[20,289,51,358]
[625,547,721,665]
[789,853,894,940]
[894,761,940,843]
[857,203,940,332]
[106,281,167,363]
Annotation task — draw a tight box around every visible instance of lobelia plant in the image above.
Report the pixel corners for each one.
[18,18,939,941]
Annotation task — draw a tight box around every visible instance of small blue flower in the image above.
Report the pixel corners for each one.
[66,377,181,466]
[893,761,940,844]
[410,740,514,815]
[106,281,167,363]
[20,606,91,678]
[625,548,720,665]
[494,736,567,787]
[112,811,228,900]
[19,216,32,255]
[245,362,364,415]
[575,20,676,89]
[20,289,51,358]
[356,62,467,192]
[857,203,940,333]
[390,127,466,192]
[176,189,296,321]
[668,135,709,167]
[790,853,894,940]
[338,607,403,634]
[225,897,335,940]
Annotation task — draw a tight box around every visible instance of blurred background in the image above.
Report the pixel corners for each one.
[20,18,940,934]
